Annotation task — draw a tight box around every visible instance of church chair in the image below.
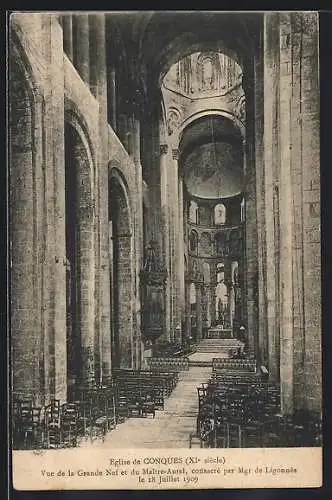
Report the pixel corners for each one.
[141,393,156,419]
[189,432,203,448]
[44,399,61,449]
[61,403,78,447]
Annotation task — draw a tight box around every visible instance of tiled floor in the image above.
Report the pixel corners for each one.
[80,365,212,449]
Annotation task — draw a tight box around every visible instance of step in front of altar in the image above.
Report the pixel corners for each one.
[195,338,244,355]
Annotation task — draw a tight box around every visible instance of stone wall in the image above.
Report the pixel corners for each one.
[10,13,143,404]
[263,12,321,415]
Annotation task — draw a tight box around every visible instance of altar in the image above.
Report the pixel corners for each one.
[207,326,233,339]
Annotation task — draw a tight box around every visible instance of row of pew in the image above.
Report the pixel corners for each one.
[154,342,194,358]
[12,368,180,449]
[212,358,257,372]
[147,357,190,372]
[12,384,117,450]
[192,372,322,448]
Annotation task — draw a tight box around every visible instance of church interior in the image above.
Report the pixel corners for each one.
[10,11,322,449]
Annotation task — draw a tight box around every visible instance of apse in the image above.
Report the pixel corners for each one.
[180,114,243,200]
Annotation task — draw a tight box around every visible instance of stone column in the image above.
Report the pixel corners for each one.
[278,13,294,415]
[298,13,321,414]
[43,17,67,403]
[254,43,268,365]
[229,284,235,330]
[131,113,144,369]
[178,177,185,322]
[196,284,203,342]
[89,13,106,98]
[263,13,280,381]
[108,66,117,131]
[160,144,171,340]
[210,284,216,326]
[243,133,258,357]
[62,14,73,61]
[74,142,95,386]
[172,148,181,342]
[10,66,41,404]
[185,281,191,341]
[88,13,111,384]
[73,14,90,85]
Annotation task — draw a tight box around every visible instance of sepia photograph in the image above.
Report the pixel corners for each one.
[8,10,322,490]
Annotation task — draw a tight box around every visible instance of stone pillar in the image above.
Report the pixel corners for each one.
[185,282,191,341]
[289,13,306,409]
[73,14,90,85]
[196,284,203,342]
[89,13,106,98]
[108,66,117,131]
[278,13,294,415]
[131,114,144,369]
[254,42,268,366]
[115,233,134,369]
[10,66,41,404]
[178,177,185,322]
[243,133,258,357]
[74,142,95,386]
[263,13,280,381]
[210,284,216,326]
[43,17,67,403]
[172,148,181,342]
[88,13,111,384]
[229,285,235,329]
[160,143,171,340]
[62,14,73,61]
[298,13,321,414]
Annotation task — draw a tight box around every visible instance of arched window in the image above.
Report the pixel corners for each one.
[189,229,198,255]
[215,232,226,256]
[189,200,198,224]
[201,232,211,255]
[215,203,226,225]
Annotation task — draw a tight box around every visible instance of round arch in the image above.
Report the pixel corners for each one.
[64,100,96,188]
[64,117,96,394]
[178,109,245,143]
[108,165,134,235]
[10,40,42,406]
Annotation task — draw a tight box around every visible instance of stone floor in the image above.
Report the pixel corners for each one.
[80,365,212,449]
[188,351,227,363]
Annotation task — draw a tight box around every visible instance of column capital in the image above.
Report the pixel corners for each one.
[172,148,179,160]
[160,144,168,156]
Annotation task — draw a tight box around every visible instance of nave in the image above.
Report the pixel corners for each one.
[9,12,322,453]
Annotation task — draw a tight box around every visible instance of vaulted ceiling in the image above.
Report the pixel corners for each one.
[180,115,243,199]
[105,11,262,101]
